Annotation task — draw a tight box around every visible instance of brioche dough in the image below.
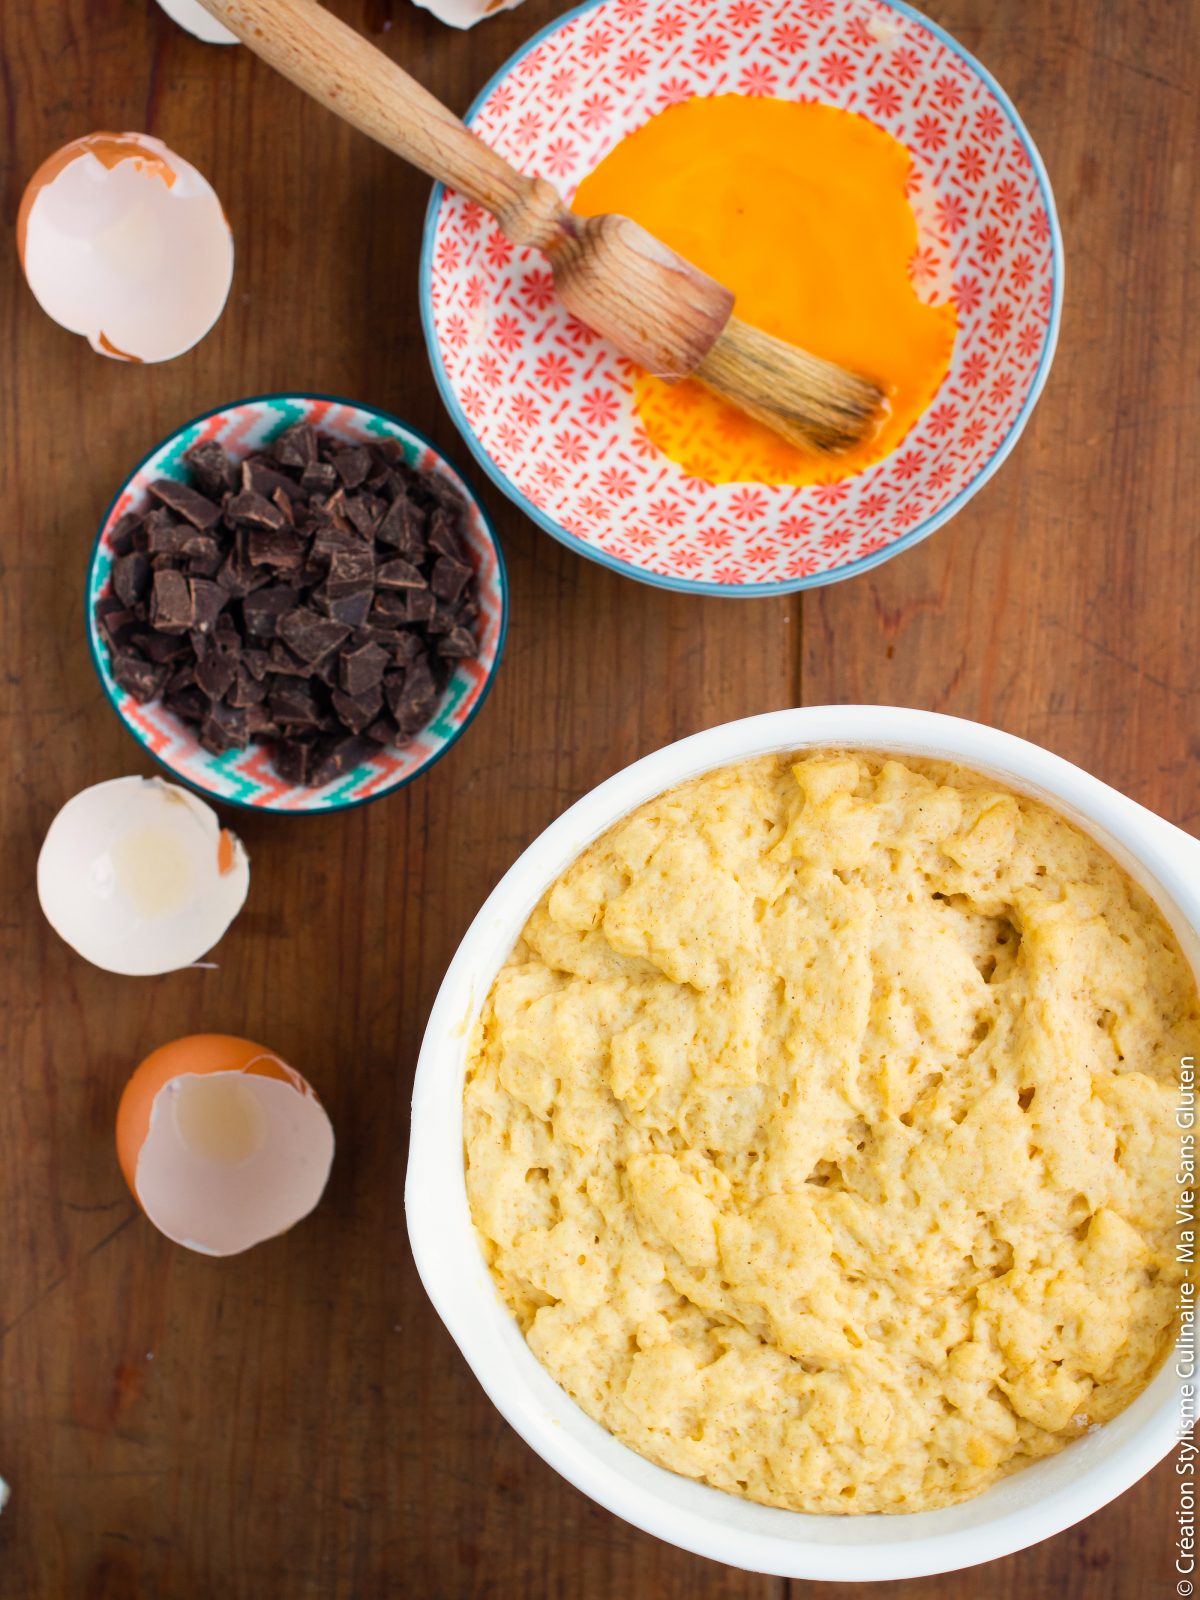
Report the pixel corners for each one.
[464,753,1196,1513]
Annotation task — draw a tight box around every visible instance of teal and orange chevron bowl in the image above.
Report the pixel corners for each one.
[87,394,508,814]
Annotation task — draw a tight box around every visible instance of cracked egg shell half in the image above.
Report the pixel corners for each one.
[37,776,249,976]
[17,132,233,362]
[117,1035,335,1256]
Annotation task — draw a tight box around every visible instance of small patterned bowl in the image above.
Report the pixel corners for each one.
[422,0,1063,596]
[86,394,508,814]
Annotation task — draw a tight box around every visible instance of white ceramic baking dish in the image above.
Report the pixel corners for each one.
[405,707,1199,1581]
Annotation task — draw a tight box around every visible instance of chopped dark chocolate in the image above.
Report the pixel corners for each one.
[278,607,351,665]
[439,625,478,658]
[325,547,375,596]
[189,578,227,634]
[243,584,299,639]
[273,423,317,468]
[309,734,371,787]
[112,651,169,702]
[339,639,389,697]
[246,524,306,570]
[376,557,426,590]
[332,446,371,490]
[431,555,472,604]
[243,458,305,502]
[149,478,222,530]
[200,702,249,754]
[181,531,223,577]
[108,512,143,557]
[227,490,288,530]
[112,550,152,608]
[331,683,382,734]
[194,637,239,701]
[184,441,237,499]
[300,460,338,495]
[314,586,374,629]
[97,427,481,784]
[149,568,194,633]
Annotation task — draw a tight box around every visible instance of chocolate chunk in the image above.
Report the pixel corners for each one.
[376,557,426,590]
[194,637,239,701]
[332,446,371,490]
[112,651,168,702]
[246,525,305,569]
[112,550,152,608]
[339,639,388,697]
[364,714,401,746]
[431,556,472,604]
[245,704,278,736]
[227,490,288,530]
[438,625,477,659]
[181,532,223,577]
[242,648,270,681]
[278,607,351,665]
[326,546,375,596]
[345,492,385,538]
[227,666,268,708]
[145,509,187,556]
[243,584,298,639]
[108,512,143,557]
[309,734,371,787]
[310,523,362,566]
[243,458,305,502]
[273,423,317,468]
[164,684,208,723]
[300,460,338,495]
[376,494,425,556]
[427,507,463,560]
[272,737,316,785]
[184,441,237,499]
[331,683,382,734]
[402,589,438,626]
[189,578,227,634]
[149,568,194,632]
[138,628,193,664]
[315,587,374,629]
[266,641,312,676]
[200,702,248,753]
[269,682,324,730]
[149,478,222,530]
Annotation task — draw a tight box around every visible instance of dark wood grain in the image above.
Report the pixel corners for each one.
[0,1,1193,1596]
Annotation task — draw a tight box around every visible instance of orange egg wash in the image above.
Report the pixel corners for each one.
[572,96,957,487]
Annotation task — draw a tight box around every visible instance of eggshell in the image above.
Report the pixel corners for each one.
[413,0,527,28]
[37,776,249,976]
[17,132,234,362]
[153,0,239,43]
[117,1035,335,1256]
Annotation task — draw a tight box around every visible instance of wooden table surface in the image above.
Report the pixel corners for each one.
[1,0,1196,1595]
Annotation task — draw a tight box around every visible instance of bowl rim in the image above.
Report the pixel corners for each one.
[406,706,1199,1579]
[418,0,1066,600]
[86,389,510,816]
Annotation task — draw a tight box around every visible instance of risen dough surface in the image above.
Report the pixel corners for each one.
[464,753,1196,1513]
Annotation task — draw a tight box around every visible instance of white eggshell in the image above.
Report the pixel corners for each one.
[152,0,239,43]
[18,133,234,363]
[412,0,527,28]
[37,776,249,976]
[134,1070,335,1256]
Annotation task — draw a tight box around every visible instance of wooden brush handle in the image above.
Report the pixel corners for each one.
[195,0,571,252]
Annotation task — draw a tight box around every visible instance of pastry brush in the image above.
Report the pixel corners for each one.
[198,0,886,454]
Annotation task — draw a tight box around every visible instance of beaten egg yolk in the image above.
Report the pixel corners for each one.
[573,96,957,487]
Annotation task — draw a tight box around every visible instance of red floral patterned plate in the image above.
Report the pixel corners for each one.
[421,0,1062,596]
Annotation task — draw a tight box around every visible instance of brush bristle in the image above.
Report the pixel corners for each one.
[693,317,887,455]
